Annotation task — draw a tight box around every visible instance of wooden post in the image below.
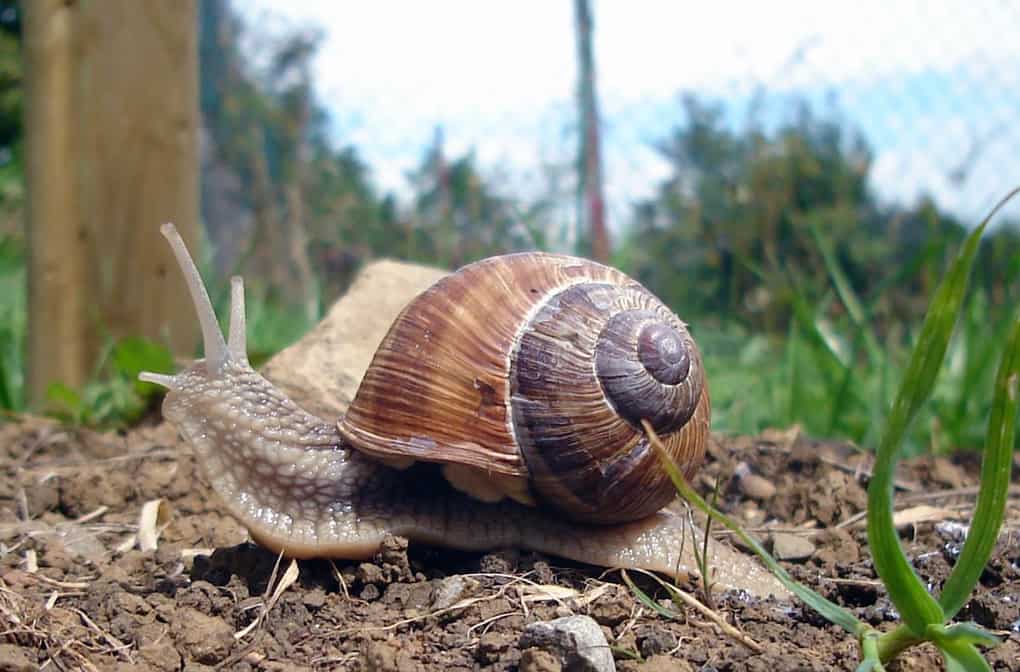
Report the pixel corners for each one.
[574,0,610,263]
[23,0,200,407]
[23,0,87,405]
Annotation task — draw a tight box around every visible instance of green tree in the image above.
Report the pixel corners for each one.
[623,93,1020,341]
[200,0,392,308]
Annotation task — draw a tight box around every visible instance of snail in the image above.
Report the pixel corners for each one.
[140,223,785,598]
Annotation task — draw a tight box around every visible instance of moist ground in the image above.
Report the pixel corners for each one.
[1,415,1017,671]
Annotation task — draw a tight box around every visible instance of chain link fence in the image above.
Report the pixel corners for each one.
[239,0,1020,243]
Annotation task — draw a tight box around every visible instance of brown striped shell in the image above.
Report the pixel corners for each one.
[337,253,709,525]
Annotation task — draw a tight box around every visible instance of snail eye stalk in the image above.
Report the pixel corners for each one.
[156,222,228,374]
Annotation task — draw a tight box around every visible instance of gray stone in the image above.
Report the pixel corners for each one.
[519,615,615,672]
[431,575,480,611]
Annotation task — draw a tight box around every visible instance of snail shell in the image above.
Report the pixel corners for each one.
[338,252,709,524]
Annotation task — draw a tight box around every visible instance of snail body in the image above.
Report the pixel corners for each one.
[141,224,784,598]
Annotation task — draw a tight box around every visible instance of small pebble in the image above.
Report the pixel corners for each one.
[382,581,433,610]
[587,584,632,627]
[361,640,399,672]
[519,615,615,672]
[138,639,183,672]
[302,588,327,610]
[935,521,969,542]
[734,462,776,500]
[431,575,480,610]
[636,625,677,657]
[770,532,816,562]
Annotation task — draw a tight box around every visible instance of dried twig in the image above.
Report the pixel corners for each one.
[623,569,764,653]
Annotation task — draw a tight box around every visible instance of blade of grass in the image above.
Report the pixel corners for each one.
[870,233,943,300]
[937,313,1020,617]
[867,218,987,633]
[949,295,987,428]
[930,623,999,672]
[809,221,896,442]
[736,249,876,431]
[941,649,990,672]
[621,569,766,653]
[789,288,850,384]
[620,570,686,621]
[826,327,866,437]
[739,250,855,392]
[808,221,883,363]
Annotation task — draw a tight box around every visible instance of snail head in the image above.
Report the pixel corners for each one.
[139,222,250,387]
[137,223,324,452]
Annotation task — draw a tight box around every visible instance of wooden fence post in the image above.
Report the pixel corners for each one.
[23,0,200,407]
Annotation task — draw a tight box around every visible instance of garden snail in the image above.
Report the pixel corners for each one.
[141,223,785,598]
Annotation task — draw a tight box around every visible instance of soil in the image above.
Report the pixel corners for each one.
[1,416,1018,671]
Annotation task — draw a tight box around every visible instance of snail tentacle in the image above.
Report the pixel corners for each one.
[227,276,249,364]
[156,222,228,374]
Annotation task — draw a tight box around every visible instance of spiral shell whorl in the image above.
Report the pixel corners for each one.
[510,281,708,524]
[595,309,702,434]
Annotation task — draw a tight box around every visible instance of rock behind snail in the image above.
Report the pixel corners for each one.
[141,223,786,599]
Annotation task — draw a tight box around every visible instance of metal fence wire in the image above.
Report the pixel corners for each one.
[234,0,1020,247]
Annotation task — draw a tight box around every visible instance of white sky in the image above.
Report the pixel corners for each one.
[240,1,1020,231]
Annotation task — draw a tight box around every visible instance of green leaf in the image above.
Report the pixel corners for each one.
[45,382,84,418]
[111,337,175,394]
[940,649,988,672]
[938,314,1020,617]
[40,337,168,428]
[929,623,997,672]
[932,622,1002,649]
[866,214,989,634]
